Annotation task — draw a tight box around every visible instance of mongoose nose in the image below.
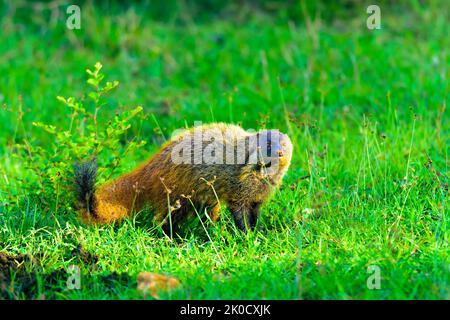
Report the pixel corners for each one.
[277,150,284,157]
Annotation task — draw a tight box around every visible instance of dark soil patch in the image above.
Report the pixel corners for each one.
[0,251,66,299]
[0,252,34,270]
[71,244,99,266]
[99,271,133,286]
[1,251,134,299]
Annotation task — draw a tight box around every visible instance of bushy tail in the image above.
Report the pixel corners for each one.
[73,158,98,217]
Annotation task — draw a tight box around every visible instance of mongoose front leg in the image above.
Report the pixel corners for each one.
[248,202,261,230]
[230,202,261,232]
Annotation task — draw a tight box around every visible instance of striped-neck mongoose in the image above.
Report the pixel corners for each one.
[74,123,293,233]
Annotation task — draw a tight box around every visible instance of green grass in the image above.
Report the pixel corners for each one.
[0,1,448,299]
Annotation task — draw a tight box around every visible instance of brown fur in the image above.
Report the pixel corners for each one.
[77,123,293,232]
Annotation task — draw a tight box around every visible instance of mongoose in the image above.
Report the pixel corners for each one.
[74,123,293,233]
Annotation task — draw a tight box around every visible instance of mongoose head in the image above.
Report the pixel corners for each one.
[247,129,293,185]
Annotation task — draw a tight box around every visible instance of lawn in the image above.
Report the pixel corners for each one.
[0,0,448,299]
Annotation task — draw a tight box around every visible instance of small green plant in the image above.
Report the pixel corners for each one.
[17,62,146,211]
